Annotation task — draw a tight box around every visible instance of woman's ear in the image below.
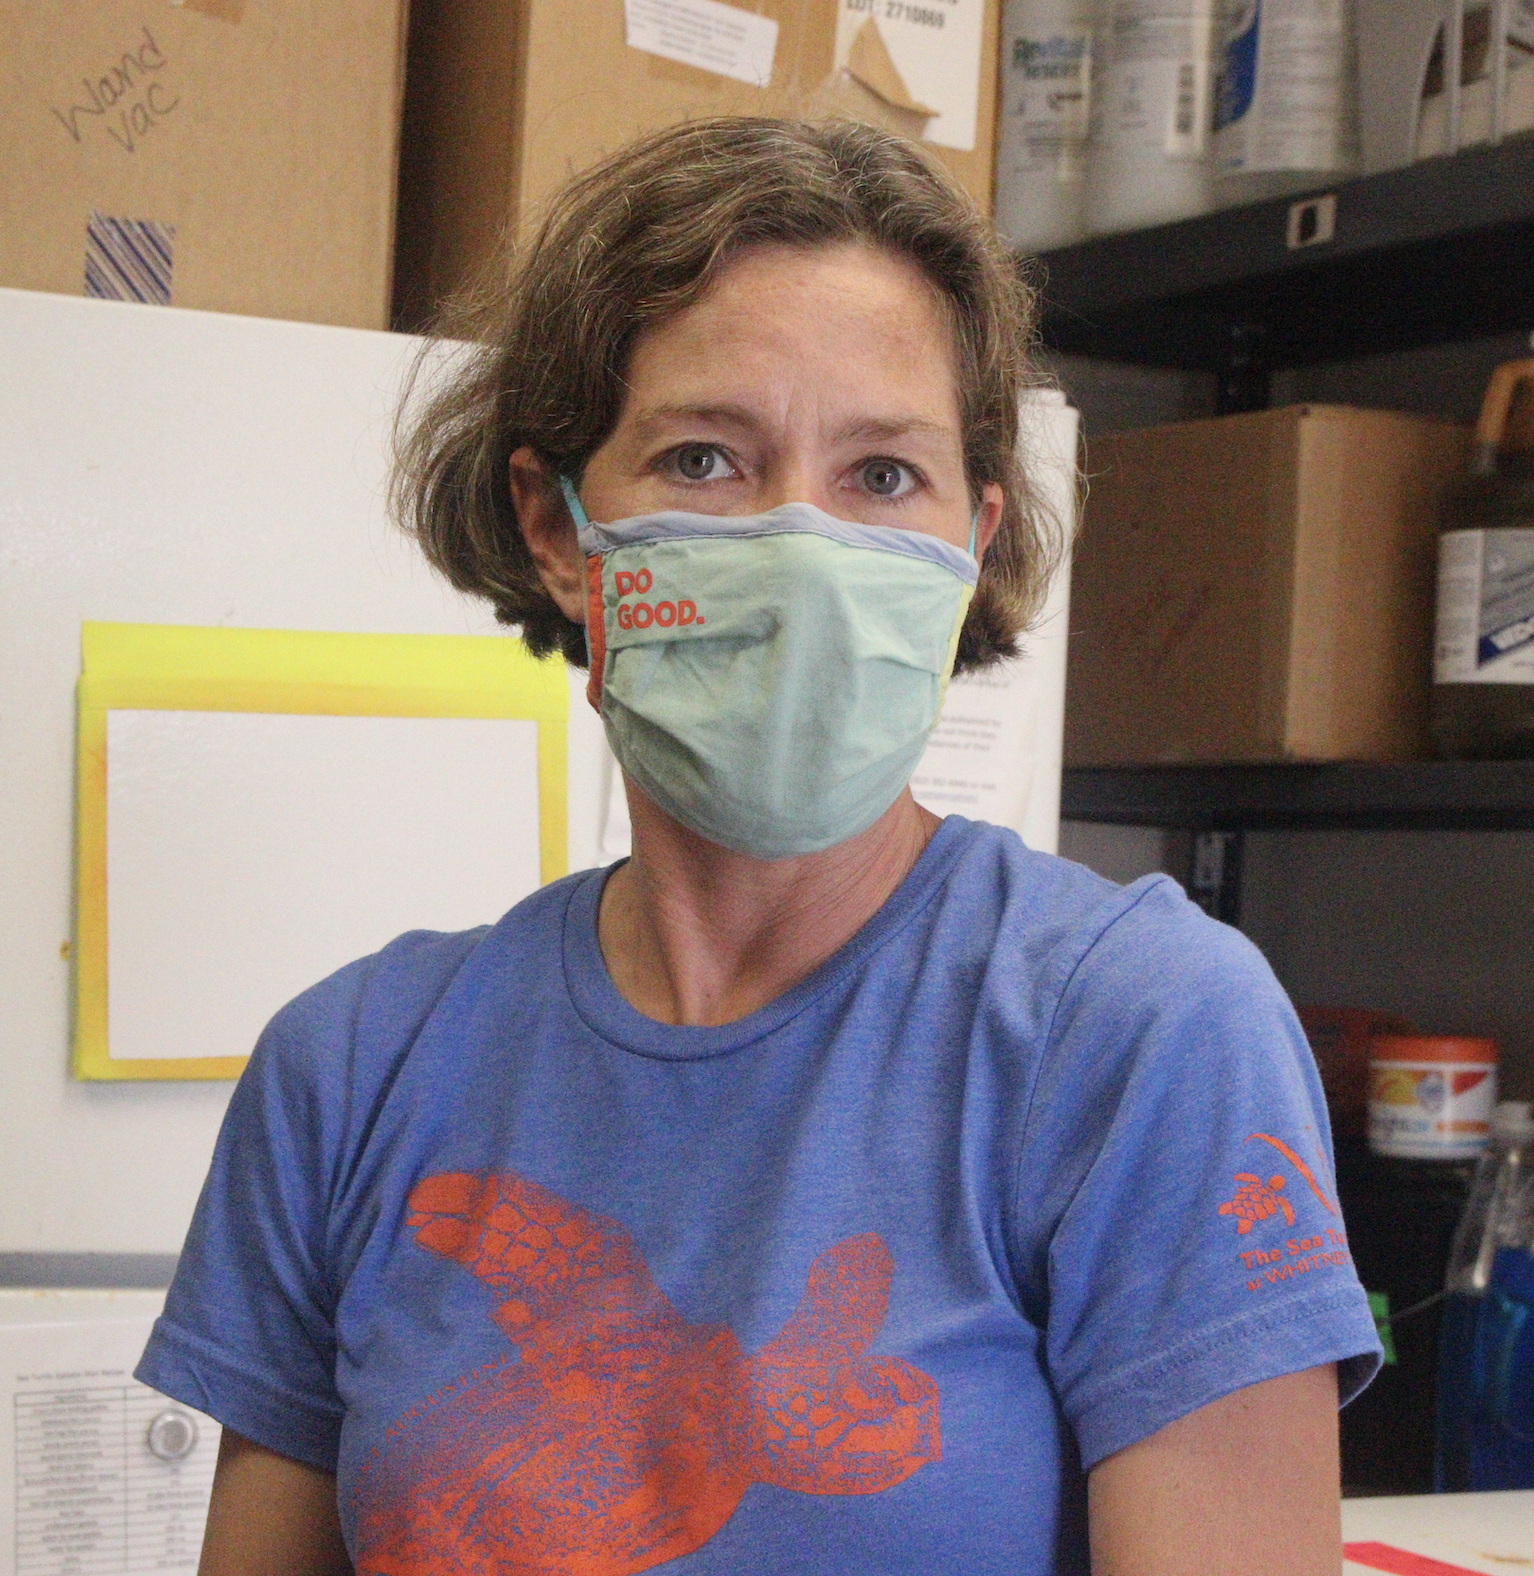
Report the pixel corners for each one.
[975,482,1005,563]
[509,447,586,624]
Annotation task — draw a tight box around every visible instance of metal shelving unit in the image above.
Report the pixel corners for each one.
[1061,761,1534,832]
[1037,140,1534,915]
[1039,153,1534,1494]
[1061,763,1534,924]
[1034,134,1534,411]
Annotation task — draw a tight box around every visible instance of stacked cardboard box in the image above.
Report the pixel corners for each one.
[1065,406,1471,765]
[2,2,999,332]
[0,0,408,328]
[394,0,1001,329]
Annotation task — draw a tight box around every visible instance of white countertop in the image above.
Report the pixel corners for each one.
[1342,1491,1534,1574]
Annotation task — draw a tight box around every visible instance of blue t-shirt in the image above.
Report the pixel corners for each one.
[138,818,1379,1575]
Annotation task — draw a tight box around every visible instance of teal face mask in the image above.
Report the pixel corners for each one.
[565,479,978,860]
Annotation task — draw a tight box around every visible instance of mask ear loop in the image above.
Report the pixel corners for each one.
[560,476,608,712]
[967,511,979,560]
[559,475,592,533]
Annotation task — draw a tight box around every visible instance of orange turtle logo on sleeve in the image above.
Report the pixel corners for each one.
[355,1170,940,1576]
[1217,1132,1340,1236]
[1217,1173,1294,1234]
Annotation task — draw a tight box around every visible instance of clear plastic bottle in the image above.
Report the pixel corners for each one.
[1084,0,1217,234]
[1436,1100,1534,1490]
[996,0,1100,253]
[1211,0,1358,207]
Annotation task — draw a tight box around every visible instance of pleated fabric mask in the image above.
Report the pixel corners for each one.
[564,479,977,860]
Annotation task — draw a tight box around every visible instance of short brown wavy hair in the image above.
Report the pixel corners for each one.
[394,116,1063,674]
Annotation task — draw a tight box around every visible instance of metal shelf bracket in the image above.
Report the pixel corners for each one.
[1185,828,1245,925]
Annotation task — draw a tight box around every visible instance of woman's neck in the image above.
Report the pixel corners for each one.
[597,782,940,1026]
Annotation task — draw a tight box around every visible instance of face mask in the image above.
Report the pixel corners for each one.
[562,479,978,860]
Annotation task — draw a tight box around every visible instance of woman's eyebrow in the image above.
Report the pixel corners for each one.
[830,414,952,445]
[630,403,759,439]
[630,406,953,445]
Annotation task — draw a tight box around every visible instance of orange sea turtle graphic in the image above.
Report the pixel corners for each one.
[1218,1172,1295,1234]
[1217,1132,1339,1236]
[355,1170,940,1576]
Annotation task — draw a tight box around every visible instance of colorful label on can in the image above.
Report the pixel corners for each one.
[1435,528,1534,683]
[1368,1059,1498,1158]
[1212,0,1352,175]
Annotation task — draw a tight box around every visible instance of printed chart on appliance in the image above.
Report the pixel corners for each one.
[4,1317,219,1575]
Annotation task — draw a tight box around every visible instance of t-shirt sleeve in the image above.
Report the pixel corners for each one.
[134,958,371,1473]
[1014,876,1383,1471]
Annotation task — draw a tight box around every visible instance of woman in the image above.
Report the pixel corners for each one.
[141,118,1379,1575]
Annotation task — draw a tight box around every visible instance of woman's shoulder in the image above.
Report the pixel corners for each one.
[939,818,1271,1009]
[248,869,596,1092]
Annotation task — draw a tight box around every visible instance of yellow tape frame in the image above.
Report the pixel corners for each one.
[75,621,568,1082]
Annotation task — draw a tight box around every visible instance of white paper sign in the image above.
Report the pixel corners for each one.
[105,710,542,1061]
[0,1309,220,1574]
[912,665,1041,829]
[835,0,988,150]
[911,581,1068,851]
[625,0,779,86]
[911,392,1077,852]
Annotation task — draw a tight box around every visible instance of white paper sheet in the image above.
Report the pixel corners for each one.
[106,710,541,1061]
[1342,1490,1534,1574]
[911,660,1046,835]
[910,550,1073,853]
[834,0,989,150]
[911,392,1077,852]
[0,1308,220,1575]
[624,0,779,85]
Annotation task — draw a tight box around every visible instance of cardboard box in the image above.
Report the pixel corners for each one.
[394,0,1000,330]
[1064,405,1471,767]
[0,0,407,329]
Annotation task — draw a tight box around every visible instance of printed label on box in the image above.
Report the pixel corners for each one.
[84,214,174,307]
[624,0,779,86]
[834,0,987,152]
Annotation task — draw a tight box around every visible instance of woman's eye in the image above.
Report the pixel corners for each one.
[673,444,729,482]
[859,459,914,498]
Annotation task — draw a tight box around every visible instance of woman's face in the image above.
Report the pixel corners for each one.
[577,241,1003,555]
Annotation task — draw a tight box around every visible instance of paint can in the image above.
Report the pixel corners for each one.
[1369,1035,1500,1160]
